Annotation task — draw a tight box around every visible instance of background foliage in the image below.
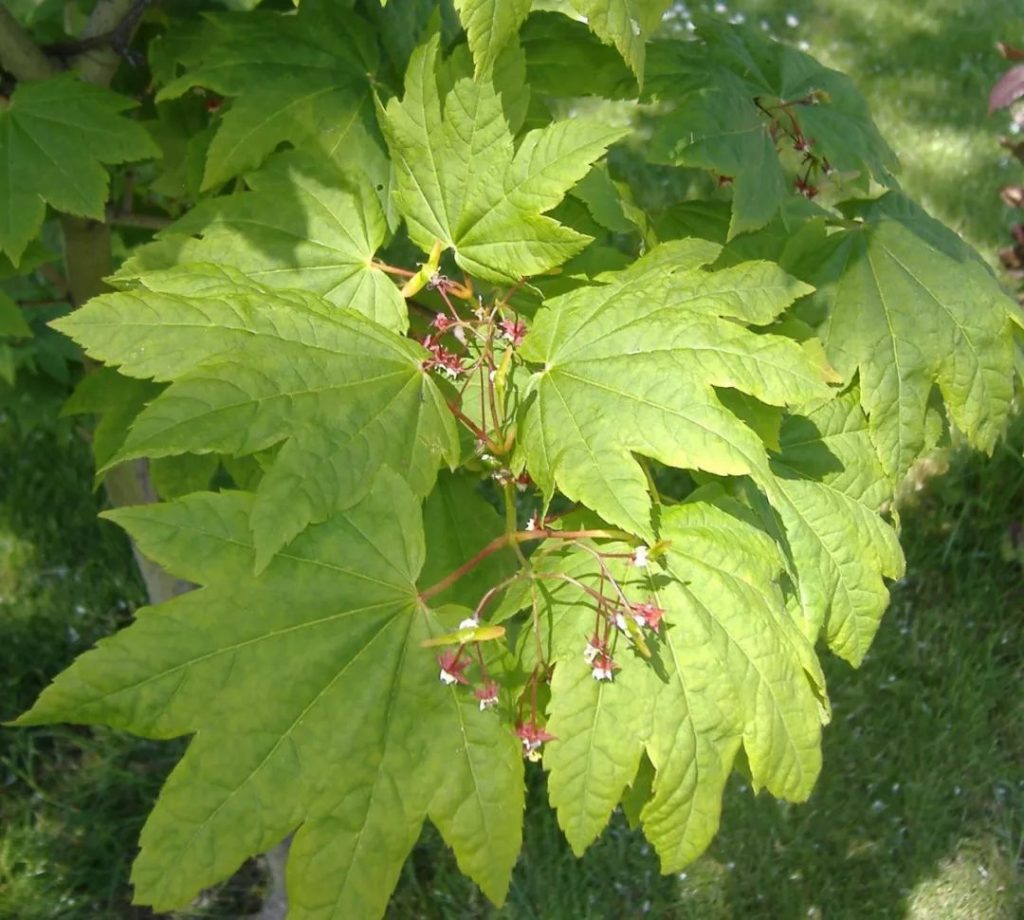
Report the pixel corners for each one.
[0,0,1019,913]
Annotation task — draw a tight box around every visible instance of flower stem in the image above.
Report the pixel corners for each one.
[418,527,635,602]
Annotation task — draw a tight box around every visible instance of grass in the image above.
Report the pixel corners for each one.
[2,1,1024,917]
[0,428,270,919]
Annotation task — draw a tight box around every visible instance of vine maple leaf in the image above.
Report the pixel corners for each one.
[17,473,523,918]
[517,240,833,540]
[452,0,532,76]
[517,497,825,870]
[52,267,459,569]
[119,152,408,333]
[380,35,629,282]
[570,0,672,85]
[0,74,158,262]
[787,193,1016,482]
[151,7,385,190]
[757,390,906,665]
[646,19,898,236]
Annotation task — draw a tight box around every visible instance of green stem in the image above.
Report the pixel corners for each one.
[503,481,529,568]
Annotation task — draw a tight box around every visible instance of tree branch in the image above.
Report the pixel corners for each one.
[75,0,150,86]
[0,5,56,81]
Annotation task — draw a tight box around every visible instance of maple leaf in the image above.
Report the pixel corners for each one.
[61,367,163,478]
[0,74,158,262]
[51,266,459,569]
[646,21,898,236]
[786,193,1016,482]
[119,151,408,333]
[152,8,386,190]
[570,0,672,86]
[17,473,524,918]
[380,36,629,282]
[517,240,831,540]
[519,12,636,100]
[453,0,532,77]
[0,292,30,339]
[757,390,906,665]
[523,498,824,869]
[419,472,518,609]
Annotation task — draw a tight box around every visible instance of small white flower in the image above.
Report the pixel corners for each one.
[479,695,498,711]
[613,612,628,632]
[439,668,459,685]
[583,640,602,663]
[631,545,649,568]
[592,664,614,681]
[525,513,537,531]
[459,617,478,630]
[785,13,800,27]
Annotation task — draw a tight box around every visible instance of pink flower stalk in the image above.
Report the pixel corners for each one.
[475,681,500,711]
[437,650,470,685]
[499,317,527,347]
[516,720,556,761]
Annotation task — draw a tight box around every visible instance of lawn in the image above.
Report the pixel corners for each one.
[2,2,1023,918]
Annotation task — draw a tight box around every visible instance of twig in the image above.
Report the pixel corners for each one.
[0,6,56,81]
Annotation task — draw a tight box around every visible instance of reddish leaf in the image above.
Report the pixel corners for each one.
[989,64,1024,112]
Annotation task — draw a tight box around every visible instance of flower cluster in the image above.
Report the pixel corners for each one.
[436,626,505,712]
[516,720,556,761]
[421,334,465,379]
[629,600,664,632]
[499,317,527,347]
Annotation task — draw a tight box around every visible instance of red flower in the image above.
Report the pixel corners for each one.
[499,317,527,347]
[432,313,454,333]
[421,335,465,379]
[591,652,617,682]
[437,650,470,685]
[630,600,665,632]
[583,634,606,664]
[794,177,819,199]
[474,681,500,711]
[516,720,556,760]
